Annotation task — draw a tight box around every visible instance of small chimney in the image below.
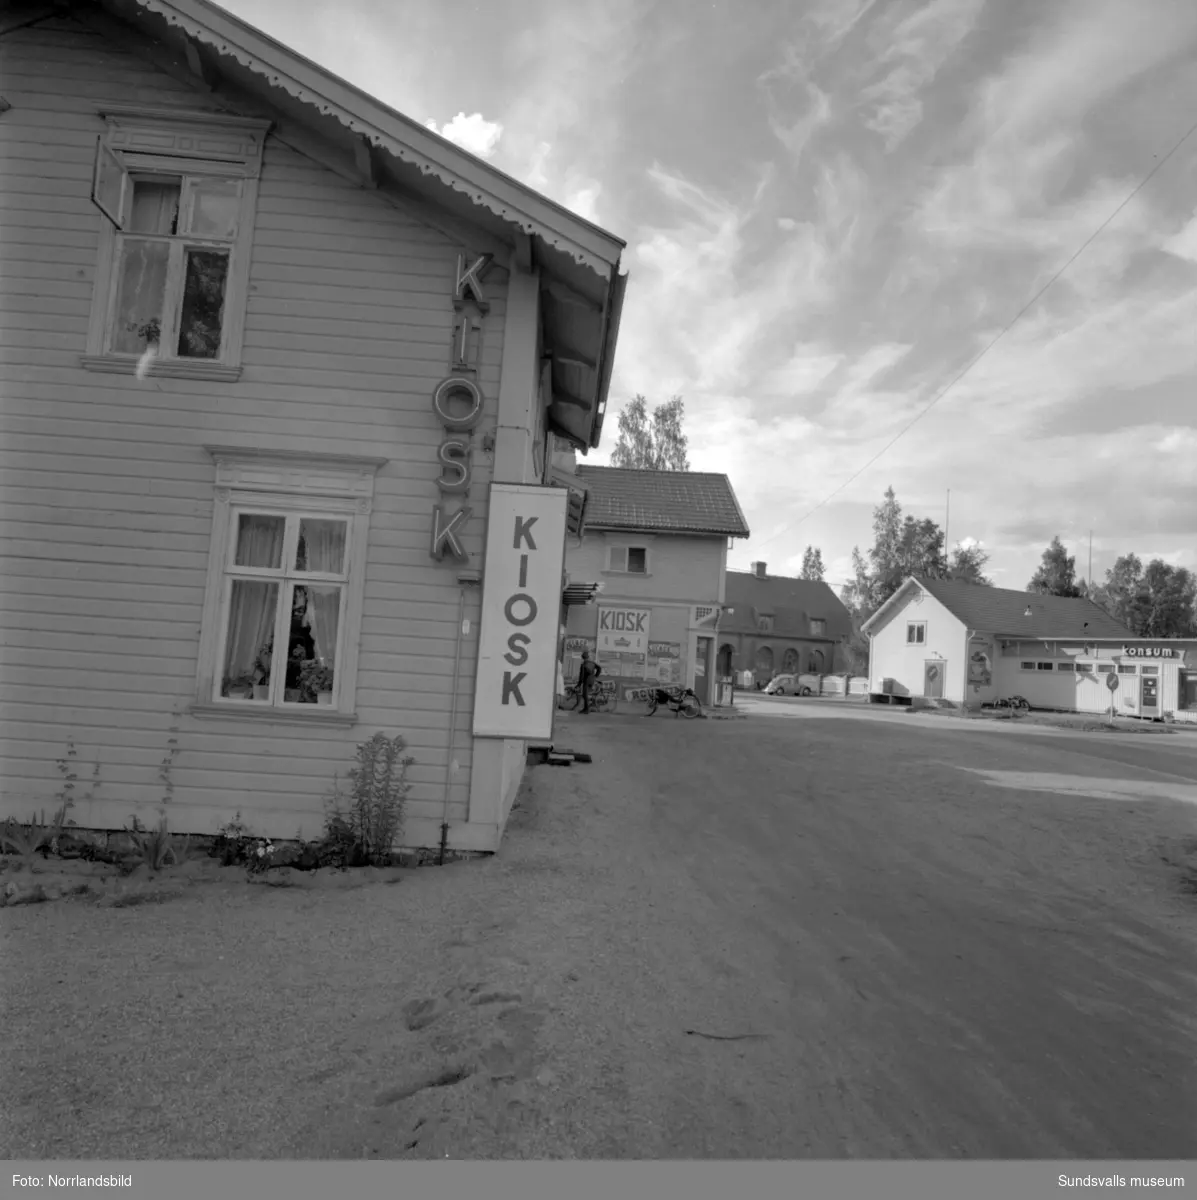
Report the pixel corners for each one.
[752,561,767,579]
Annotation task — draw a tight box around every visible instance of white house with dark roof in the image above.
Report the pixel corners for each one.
[862,576,1197,722]
[0,0,627,853]
[558,463,750,706]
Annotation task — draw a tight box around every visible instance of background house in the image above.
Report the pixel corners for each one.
[718,563,855,687]
[861,576,1196,721]
[558,458,750,705]
[0,0,625,851]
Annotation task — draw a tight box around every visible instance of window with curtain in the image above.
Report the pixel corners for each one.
[217,509,349,707]
[109,173,241,360]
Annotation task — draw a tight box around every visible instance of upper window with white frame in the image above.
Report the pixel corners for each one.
[195,449,386,720]
[906,621,926,645]
[87,106,269,380]
[810,618,826,636]
[608,545,649,574]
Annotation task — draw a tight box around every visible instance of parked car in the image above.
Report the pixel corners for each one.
[764,673,815,696]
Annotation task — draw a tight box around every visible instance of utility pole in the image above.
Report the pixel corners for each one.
[945,488,950,554]
[1088,530,1093,597]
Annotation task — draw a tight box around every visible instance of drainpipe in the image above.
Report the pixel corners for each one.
[440,574,479,864]
[963,629,972,706]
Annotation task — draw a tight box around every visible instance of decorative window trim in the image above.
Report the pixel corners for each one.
[191,447,387,720]
[906,621,926,645]
[83,106,270,376]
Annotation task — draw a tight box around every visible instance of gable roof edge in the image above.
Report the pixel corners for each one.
[127,0,626,276]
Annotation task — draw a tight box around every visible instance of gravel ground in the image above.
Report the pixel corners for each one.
[4,707,1196,1159]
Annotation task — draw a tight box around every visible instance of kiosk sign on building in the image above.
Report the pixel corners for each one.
[473,485,568,740]
[596,605,651,678]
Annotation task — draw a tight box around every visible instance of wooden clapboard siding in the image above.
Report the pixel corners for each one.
[0,16,499,841]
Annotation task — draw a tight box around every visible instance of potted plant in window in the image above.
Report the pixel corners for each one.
[252,642,272,701]
[284,644,306,702]
[224,672,254,701]
[301,660,335,705]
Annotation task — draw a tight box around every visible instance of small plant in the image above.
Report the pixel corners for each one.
[213,811,252,866]
[300,660,335,694]
[1,813,60,870]
[253,641,273,682]
[322,732,414,867]
[245,838,276,875]
[126,816,191,872]
[159,716,181,808]
[224,672,255,696]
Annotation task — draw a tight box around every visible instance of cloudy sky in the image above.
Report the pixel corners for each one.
[223,0,1197,592]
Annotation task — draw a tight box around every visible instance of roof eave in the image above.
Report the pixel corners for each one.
[121,0,627,272]
[588,267,628,450]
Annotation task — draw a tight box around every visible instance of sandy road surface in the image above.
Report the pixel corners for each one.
[3,707,1195,1158]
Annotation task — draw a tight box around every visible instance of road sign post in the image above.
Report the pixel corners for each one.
[1106,670,1119,725]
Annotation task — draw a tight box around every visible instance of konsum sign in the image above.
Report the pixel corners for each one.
[473,485,568,740]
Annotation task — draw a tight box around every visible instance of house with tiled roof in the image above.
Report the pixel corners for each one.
[861,576,1197,721]
[556,455,750,706]
[718,562,855,686]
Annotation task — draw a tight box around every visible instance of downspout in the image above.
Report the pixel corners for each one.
[440,575,478,864]
[963,629,972,706]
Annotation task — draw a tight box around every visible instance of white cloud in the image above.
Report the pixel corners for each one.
[861,0,985,150]
[1161,209,1197,263]
[424,112,503,158]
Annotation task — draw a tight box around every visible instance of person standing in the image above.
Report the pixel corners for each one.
[579,650,598,714]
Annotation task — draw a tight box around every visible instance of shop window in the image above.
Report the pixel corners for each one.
[1019,661,1036,671]
[906,622,926,645]
[85,108,268,380]
[608,545,649,574]
[1076,663,1094,673]
[1180,673,1197,711]
[194,449,383,719]
[1117,664,1136,674]
[1057,662,1076,672]
[1036,662,1054,671]
[1141,666,1160,676]
[1096,664,1114,674]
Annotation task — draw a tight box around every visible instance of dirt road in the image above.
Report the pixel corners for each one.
[5,708,1196,1159]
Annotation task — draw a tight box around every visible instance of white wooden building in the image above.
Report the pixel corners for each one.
[0,0,627,850]
[862,576,1197,723]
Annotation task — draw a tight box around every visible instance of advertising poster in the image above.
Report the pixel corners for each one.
[648,641,682,685]
[472,485,567,740]
[967,639,992,689]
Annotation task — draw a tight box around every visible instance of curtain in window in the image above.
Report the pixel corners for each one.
[304,520,346,667]
[223,517,286,687]
[129,181,180,234]
[224,581,279,687]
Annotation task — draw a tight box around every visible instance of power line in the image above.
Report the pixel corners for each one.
[753,110,1197,551]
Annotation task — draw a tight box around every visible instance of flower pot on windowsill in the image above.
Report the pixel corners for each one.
[252,684,270,701]
[284,688,300,703]
[227,687,252,701]
[316,691,333,706]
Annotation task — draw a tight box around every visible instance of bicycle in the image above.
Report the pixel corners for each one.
[563,678,615,713]
[643,684,702,719]
[993,695,1031,713]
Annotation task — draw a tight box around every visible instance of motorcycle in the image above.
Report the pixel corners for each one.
[643,685,702,719]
